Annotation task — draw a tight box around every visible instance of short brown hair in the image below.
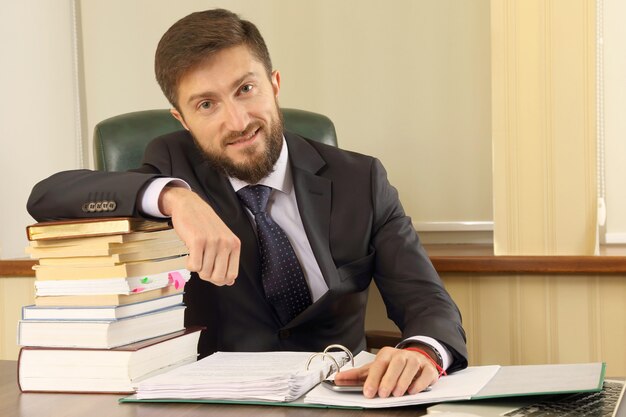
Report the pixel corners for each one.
[155,9,273,108]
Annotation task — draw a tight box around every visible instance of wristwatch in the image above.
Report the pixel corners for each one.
[400,341,444,369]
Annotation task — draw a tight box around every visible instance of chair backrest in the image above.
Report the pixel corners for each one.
[93,108,338,171]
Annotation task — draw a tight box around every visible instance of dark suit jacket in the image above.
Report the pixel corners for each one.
[27,130,468,372]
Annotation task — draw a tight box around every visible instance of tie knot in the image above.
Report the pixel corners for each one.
[237,185,271,214]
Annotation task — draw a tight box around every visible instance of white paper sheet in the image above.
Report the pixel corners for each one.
[304,351,500,408]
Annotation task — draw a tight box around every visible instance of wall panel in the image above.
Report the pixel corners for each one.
[365,273,626,376]
[491,0,597,255]
[0,278,35,360]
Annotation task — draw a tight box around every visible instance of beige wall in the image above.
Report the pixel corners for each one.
[3,1,626,253]
[0,277,35,360]
[366,273,626,377]
[78,0,493,229]
[603,0,626,243]
[0,0,81,259]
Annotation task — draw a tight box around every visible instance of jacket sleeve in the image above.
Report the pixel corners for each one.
[369,158,468,372]
[25,132,189,222]
[26,169,164,222]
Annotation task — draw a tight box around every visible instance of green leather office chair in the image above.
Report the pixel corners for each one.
[92,107,401,350]
[93,108,338,171]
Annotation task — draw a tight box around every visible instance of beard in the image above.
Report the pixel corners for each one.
[192,107,284,184]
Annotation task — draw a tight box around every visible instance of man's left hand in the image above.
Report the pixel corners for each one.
[333,346,439,398]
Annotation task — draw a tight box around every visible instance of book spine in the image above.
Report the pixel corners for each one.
[17,347,24,392]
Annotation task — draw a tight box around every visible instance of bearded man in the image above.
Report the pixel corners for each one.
[27,9,467,398]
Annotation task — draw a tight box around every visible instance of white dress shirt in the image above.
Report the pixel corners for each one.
[138,138,451,370]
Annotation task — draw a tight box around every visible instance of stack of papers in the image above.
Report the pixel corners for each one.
[136,351,348,402]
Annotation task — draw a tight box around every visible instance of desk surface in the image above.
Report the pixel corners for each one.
[0,360,429,417]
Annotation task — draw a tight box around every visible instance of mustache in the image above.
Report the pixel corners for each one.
[222,122,263,145]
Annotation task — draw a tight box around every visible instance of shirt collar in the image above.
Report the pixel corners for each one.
[228,137,292,195]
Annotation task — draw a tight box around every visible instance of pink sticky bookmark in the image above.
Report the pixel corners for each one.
[168,271,186,290]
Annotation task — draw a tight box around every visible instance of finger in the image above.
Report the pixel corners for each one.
[334,364,369,383]
[209,246,230,285]
[389,353,420,397]
[212,235,241,285]
[376,352,409,398]
[224,237,241,285]
[362,347,394,398]
[185,237,205,273]
[198,244,217,283]
[407,361,438,395]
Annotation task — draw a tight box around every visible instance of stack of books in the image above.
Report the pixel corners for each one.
[17,217,202,393]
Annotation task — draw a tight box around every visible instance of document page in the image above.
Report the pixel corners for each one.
[474,362,605,398]
[136,351,346,402]
[304,351,500,408]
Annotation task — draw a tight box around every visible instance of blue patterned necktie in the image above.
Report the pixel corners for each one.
[236,185,312,324]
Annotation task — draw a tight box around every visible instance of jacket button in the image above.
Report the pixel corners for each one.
[81,203,89,213]
[95,201,103,212]
[107,201,117,211]
[278,330,290,340]
[87,202,96,212]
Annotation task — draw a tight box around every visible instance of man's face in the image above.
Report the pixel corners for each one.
[171,44,283,184]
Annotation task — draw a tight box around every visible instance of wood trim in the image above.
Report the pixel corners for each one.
[3,245,626,277]
[0,260,36,277]
[431,255,626,274]
[426,244,626,274]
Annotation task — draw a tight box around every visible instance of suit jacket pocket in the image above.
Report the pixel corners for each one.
[336,251,375,292]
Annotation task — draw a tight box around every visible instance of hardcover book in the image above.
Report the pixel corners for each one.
[23,293,184,320]
[36,243,189,266]
[26,217,171,241]
[18,326,203,393]
[18,305,186,349]
[27,228,180,249]
[34,269,189,297]
[33,255,188,280]
[34,285,183,307]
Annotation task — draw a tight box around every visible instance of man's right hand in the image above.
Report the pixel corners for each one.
[159,186,241,286]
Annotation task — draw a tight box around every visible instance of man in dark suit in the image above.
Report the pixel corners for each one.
[27,9,467,398]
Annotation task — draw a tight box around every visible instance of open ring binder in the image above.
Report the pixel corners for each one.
[127,347,369,404]
[305,344,354,375]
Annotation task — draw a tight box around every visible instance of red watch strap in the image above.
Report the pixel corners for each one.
[404,347,447,377]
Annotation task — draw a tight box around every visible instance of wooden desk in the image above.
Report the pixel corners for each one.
[0,361,428,417]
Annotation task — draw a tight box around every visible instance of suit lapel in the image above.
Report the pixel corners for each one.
[285,134,342,307]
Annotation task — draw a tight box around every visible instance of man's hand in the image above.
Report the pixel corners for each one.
[159,186,241,286]
[334,346,439,398]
